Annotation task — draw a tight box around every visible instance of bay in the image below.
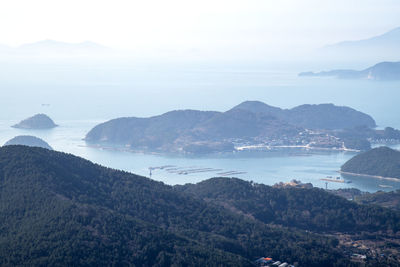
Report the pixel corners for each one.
[1,61,399,192]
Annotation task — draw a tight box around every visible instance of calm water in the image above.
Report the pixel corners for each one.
[1,61,400,192]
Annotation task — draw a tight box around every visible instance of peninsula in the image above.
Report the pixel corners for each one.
[341,146,400,180]
[84,101,393,154]
[299,61,400,80]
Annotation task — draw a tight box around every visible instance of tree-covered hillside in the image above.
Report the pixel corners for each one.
[231,102,376,129]
[176,178,400,233]
[0,145,355,266]
[354,190,400,211]
[85,101,377,153]
[341,146,400,178]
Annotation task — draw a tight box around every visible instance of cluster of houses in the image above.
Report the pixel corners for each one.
[273,179,313,189]
[255,257,295,267]
[232,129,348,153]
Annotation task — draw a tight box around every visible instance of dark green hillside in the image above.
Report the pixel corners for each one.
[354,190,400,211]
[0,146,353,266]
[177,178,400,233]
[341,146,400,178]
[0,146,250,266]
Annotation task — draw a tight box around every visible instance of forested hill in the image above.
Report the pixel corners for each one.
[85,101,376,153]
[176,177,400,233]
[354,190,400,211]
[341,146,400,178]
[231,101,376,130]
[0,145,356,266]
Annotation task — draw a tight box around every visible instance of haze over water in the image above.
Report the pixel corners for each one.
[1,61,399,127]
[1,61,400,192]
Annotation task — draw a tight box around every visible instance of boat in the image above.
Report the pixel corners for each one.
[378,184,393,188]
[320,176,347,183]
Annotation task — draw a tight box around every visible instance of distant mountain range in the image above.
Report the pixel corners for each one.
[0,40,110,57]
[319,27,400,63]
[85,101,376,154]
[299,61,400,80]
[326,27,400,51]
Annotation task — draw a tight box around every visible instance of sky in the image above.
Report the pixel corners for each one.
[0,0,399,59]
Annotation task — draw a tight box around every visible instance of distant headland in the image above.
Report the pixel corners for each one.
[299,61,400,81]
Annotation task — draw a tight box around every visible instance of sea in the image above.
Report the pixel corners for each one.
[1,59,399,192]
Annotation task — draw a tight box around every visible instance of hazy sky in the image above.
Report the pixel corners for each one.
[0,0,399,59]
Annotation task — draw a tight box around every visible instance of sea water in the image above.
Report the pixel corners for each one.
[0,60,399,192]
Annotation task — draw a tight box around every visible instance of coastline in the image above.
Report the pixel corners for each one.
[235,144,360,152]
[83,143,360,157]
[339,171,400,182]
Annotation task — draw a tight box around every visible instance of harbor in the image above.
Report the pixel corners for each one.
[321,176,351,183]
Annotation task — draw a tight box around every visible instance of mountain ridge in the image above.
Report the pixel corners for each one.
[318,27,400,63]
[0,145,359,266]
[326,27,400,49]
[85,101,376,153]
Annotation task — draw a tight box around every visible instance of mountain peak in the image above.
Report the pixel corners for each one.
[230,100,282,114]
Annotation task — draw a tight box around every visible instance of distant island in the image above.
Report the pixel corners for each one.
[83,101,397,154]
[341,146,400,180]
[4,135,53,150]
[1,145,400,265]
[299,61,400,80]
[12,114,58,129]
